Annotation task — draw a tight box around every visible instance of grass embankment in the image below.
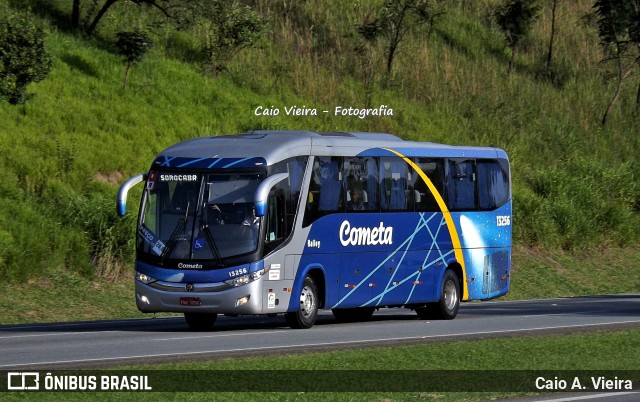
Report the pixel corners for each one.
[0,0,638,324]
[6,329,640,401]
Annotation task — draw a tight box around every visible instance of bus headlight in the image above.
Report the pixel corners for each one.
[136,271,157,284]
[225,267,268,287]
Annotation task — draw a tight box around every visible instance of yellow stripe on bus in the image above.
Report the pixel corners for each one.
[383,148,469,301]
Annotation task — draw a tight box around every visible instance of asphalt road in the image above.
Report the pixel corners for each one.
[1,294,639,370]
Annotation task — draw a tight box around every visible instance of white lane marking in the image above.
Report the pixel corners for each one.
[148,318,640,343]
[419,320,640,340]
[0,333,492,368]
[0,316,181,331]
[154,329,290,341]
[0,331,119,340]
[532,392,638,401]
[0,329,288,341]
[1,305,637,341]
[2,294,637,334]
[518,309,627,318]
[476,294,640,304]
[1,319,640,368]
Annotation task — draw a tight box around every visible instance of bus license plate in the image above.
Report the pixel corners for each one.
[180,297,201,306]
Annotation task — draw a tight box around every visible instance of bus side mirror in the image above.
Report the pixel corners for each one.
[116,173,146,216]
[254,173,288,217]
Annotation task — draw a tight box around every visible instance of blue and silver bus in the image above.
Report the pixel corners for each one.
[117,131,511,330]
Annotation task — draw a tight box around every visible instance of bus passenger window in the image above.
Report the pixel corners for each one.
[264,189,286,253]
[477,159,510,210]
[447,159,477,211]
[413,158,444,212]
[318,158,341,211]
[342,157,377,212]
[271,157,308,237]
[380,157,410,211]
[303,156,342,226]
[346,188,366,210]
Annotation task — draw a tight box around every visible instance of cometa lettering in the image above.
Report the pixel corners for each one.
[178,262,203,269]
[339,220,393,246]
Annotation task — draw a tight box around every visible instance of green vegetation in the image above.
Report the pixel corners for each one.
[0,5,52,104]
[493,0,541,75]
[592,0,640,125]
[185,0,269,76]
[150,328,640,369]
[0,0,638,323]
[114,30,153,92]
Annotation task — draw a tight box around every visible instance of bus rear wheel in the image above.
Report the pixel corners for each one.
[332,307,375,322]
[286,276,319,329]
[184,313,217,331]
[416,269,460,320]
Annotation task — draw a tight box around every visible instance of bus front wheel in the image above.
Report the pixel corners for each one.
[286,276,319,329]
[184,313,217,331]
[416,269,460,320]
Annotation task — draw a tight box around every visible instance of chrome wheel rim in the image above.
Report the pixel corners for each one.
[443,280,457,311]
[299,285,316,318]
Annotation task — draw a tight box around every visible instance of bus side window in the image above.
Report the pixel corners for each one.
[380,157,411,211]
[303,157,342,226]
[318,158,342,211]
[271,157,308,237]
[264,188,286,254]
[413,158,444,212]
[477,159,510,210]
[342,157,377,212]
[447,159,477,211]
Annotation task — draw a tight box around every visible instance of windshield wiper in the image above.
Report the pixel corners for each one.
[200,221,224,267]
[160,202,190,264]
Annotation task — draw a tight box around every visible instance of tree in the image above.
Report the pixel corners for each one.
[183,0,268,76]
[359,0,443,76]
[593,0,640,125]
[115,31,152,92]
[353,40,377,108]
[493,0,541,74]
[72,0,81,29]
[0,7,53,105]
[545,0,559,73]
[85,0,173,35]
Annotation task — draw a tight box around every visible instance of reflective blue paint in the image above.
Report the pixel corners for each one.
[152,156,267,169]
[116,200,126,217]
[136,259,264,283]
[292,205,511,310]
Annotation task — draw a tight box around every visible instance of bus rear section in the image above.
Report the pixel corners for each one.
[294,151,511,322]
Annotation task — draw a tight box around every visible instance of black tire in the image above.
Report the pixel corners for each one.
[332,307,375,323]
[184,312,217,331]
[416,269,460,320]
[285,276,319,329]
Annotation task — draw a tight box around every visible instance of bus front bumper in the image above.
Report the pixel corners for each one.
[135,278,264,315]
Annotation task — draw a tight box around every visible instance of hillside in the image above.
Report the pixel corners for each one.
[0,0,638,322]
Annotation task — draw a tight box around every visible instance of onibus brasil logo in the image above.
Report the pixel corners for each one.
[7,372,152,391]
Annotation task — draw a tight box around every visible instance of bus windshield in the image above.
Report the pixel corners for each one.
[137,170,265,264]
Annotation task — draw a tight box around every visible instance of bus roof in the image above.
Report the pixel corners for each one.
[154,131,508,169]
